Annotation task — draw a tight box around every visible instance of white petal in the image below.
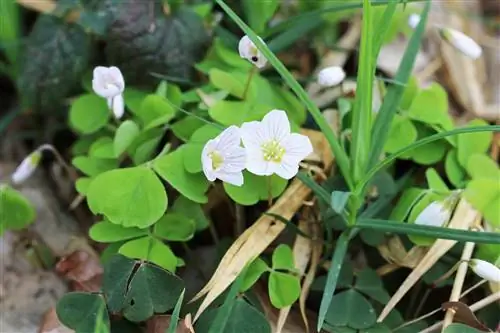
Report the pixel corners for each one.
[261,110,290,142]
[107,97,113,109]
[238,35,267,68]
[408,14,421,29]
[275,160,299,179]
[245,148,274,176]
[215,126,242,150]
[318,66,346,87]
[217,171,244,187]
[281,133,313,163]
[470,259,500,282]
[241,120,268,150]
[112,94,125,119]
[11,150,42,184]
[220,146,246,173]
[238,35,253,59]
[441,28,482,60]
[414,201,450,227]
[201,139,218,177]
[108,66,125,92]
[93,66,108,81]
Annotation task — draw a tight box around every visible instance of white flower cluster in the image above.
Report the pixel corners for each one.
[201,110,313,187]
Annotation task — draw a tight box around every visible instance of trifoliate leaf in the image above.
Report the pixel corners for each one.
[445,150,466,188]
[89,220,148,243]
[69,94,110,134]
[153,213,196,242]
[457,119,493,167]
[268,271,300,308]
[56,292,110,332]
[223,172,288,206]
[72,156,118,177]
[89,137,115,159]
[171,196,209,230]
[240,258,269,292]
[272,244,295,271]
[114,120,140,157]
[138,94,176,128]
[325,289,377,329]
[119,236,178,273]
[466,154,500,180]
[0,185,36,234]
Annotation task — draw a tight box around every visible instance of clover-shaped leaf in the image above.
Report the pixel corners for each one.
[223,172,288,206]
[119,236,178,272]
[72,156,118,177]
[325,289,376,330]
[466,154,500,180]
[464,179,500,227]
[153,213,196,242]
[268,271,301,309]
[445,150,467,188]
[138,95,176,129]
[56,292,110,333]
[354,269,390,305]
[69,94,110,135]
[272,244,295,271]
[240,258,269,292]
[87,167,168,228]
[114,120,141,157]
[209,100,271,126]
[384,115,417,154]
[457,119,493,167]
[425,168,449,192]
[0,185,36,234]
[89,137,115,159]
[89,220,148,243]
[171,196,210,231]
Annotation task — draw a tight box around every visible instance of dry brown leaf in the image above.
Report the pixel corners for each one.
[55,250,103,292]
[146,315,195,333]
[192,130,333,321]
[39,308,74,333]
[442,302,490,332]
[377,236,427,270]
[378,199,480,321]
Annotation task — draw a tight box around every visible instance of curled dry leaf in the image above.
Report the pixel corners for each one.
[146,315,195,333]
[191,129,333,321]
[377,236,427,269]
[55,250,103,292]
[378,199,480,321]
[442,301,490,332]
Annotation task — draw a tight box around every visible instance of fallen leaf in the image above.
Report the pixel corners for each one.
[442,301,490,331]
[55,250,103,292]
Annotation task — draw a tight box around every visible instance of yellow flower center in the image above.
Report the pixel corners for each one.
[261,140,285,162]
[209,151,224,170]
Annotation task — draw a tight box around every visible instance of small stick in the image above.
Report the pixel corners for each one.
[242,67,256,100]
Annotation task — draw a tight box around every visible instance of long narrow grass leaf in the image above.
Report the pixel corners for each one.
[358,125,499,195]
[167,289,185,333]
[368,0,430,170]
[350,0,374,184]
[317,229,356,331]
[297,172,330,204]
[356,219,500,244]
[216,0,353,189]
[372,0,398,58]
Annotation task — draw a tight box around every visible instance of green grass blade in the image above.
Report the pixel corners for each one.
[296,172,330,204]
[167,289,185,333]
[216,0,353,189]
[208,266,246,333]
[367,0,430,170]
[350,0,374,185]
[317,229,356,331]
[356,219,500,244]
[358,125,500,195]
[372,0,398,58]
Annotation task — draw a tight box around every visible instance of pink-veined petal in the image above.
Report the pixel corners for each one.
[241,121,268,149]
[245,148,274,176]
[217,171,244,186]
[108,66,125,91]
[220,146,246,173]
[275,159,300,179]
[262,110,290,142]
[215,126,241,150]
[281,133,313,163]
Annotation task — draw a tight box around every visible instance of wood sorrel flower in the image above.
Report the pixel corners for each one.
[439,27,482,60]
[92,66,125,119]
[408,14,421,29]
[469,259,500,282]
[414,201,452,227]
[202,126,246,186]
[238,35,267,68]
[11,149,42,184]
[240,110,313,179]
[318,66,346,87]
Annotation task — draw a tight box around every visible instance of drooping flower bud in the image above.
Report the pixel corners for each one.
[439,27,482,60]
[92,66,126,119]
[408,14,421,29]
[414,201,452,227]
[238,35,267,68]
[11,150,42,184]
[469,259,500,283]
[317,66,346,87]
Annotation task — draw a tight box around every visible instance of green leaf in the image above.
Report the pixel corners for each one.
[209,100,271,126]
[75,177,92,196]
[216,0,352,189]
[195,298,271,333]
[103,254,137,312]
[443,324,483,333]
[167,290,185,333]
[464,179,500,226]
[268,271,300,308]
[89,220,148,243]
[138,94,176,128]
[400,76,418,110]
[171,196,209,230]
[87,167,168,228]
[272,244,295,271]
[325,289,377,329]
[425,168,449,192]
[18,15,90,112]
[389,188,427,221]
[466,154,500,180]
[317,230,354,331]
[153,213,196,242]
[384,115,417,153]
[56,292,110,333]
[0,185,36,233]
[331,191,351,215]
[368,0,430,170]
[171,116,205,142]
[407,125,448,165]
[457,119,493,167]
[89,137,116,159]
[72,156,118,177]
[122,261,184,322]
[408,83,452,129]
[356,218,500,244]
[209,68,246,98]
[350,0,374,184]
[242,0,279,33]
[240,258,269,292]
[119,236,178,273]
[69,94,110,134]
[153,147,209,203]
[124,88,148,114]
[223,172,288,206]
[114,120,140,157]
[354,269,390,304]
[445,150,466,188]
[129,128,163,165]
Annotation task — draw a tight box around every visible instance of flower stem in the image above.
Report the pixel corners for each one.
[242,66,256,100]
[267,176,273,207]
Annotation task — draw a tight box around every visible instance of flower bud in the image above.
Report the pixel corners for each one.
[238,35,267,68]
[11,150,42,184]
[408,14,421,29]
[414,201,452,227]
[469,259,500,283]
[439,27,482,60]
[318,66,346,87]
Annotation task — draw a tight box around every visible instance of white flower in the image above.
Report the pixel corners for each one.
[318,66,346,87]
[201,126,246,186]
[469,259,500,283]
[11,150,42,184]
[92,66,125,119]
[414,201,452,227]
[238,35,267,68]
[408,14,421,29]
[240,110,313,179]
[439,27,482,60]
